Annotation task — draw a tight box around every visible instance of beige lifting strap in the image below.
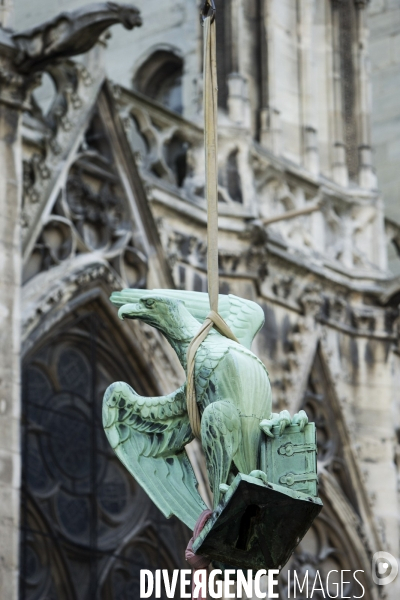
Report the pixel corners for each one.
[186,16,239,440]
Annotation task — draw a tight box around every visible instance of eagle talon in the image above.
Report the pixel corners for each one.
[292,410,308,431]
[249,470,268,485]
[260,410,292,437]
[259,417,274,438]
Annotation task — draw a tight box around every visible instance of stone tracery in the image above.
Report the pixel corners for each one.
[21,316,188,600]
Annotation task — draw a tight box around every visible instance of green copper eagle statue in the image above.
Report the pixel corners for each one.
[103,289,309,531]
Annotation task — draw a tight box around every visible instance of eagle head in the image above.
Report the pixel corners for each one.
[117,295,196,340]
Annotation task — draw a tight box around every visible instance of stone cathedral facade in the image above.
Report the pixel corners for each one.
[0,1,399,599]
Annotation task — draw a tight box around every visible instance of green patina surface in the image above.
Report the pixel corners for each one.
[261,423,319,498]
[102,289,322,568]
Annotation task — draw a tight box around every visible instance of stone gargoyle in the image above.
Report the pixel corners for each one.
[103,289,308,531]
[12,2,142,74]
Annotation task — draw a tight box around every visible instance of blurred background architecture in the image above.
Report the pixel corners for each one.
[0,0,399,599]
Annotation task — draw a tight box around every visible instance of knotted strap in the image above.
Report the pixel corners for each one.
[187,312,239,439]
[185,16,239,441]
[184,12,239,594]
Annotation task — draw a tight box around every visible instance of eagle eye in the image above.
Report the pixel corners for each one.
[144,298,155,308]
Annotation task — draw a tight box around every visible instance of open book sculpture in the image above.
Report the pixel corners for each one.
[103,289,322,570]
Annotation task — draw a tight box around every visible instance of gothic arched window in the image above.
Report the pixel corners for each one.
[134,50,184,115]
[19,311,188,600]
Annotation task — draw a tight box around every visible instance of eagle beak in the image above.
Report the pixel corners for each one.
[118,302,143,320]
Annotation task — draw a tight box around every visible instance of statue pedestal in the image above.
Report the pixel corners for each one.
[192,473,322,571]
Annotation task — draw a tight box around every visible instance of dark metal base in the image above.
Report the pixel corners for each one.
[192,473,323,571]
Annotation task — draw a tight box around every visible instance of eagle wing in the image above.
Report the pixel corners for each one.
[103,382,208,530]
[111,289,265,350]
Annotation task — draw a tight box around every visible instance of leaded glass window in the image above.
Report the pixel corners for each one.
[20,314,188,599]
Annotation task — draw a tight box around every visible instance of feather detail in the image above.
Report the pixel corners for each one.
[103,382,207,529]
[201,401,242,508]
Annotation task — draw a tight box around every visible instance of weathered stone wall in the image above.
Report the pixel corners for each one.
[0,96,22,600]
[0,50,31,600]
[11,0,400,231]
[12,0,201,120]
[2,1,400,598]
[369,0,400,221]
[368,0,400,273]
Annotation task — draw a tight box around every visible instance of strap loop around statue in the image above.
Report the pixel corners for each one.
[186,16,239,440]
[187,311,239,439]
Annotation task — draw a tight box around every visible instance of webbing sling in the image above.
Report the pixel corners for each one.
[186,16,239,440]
